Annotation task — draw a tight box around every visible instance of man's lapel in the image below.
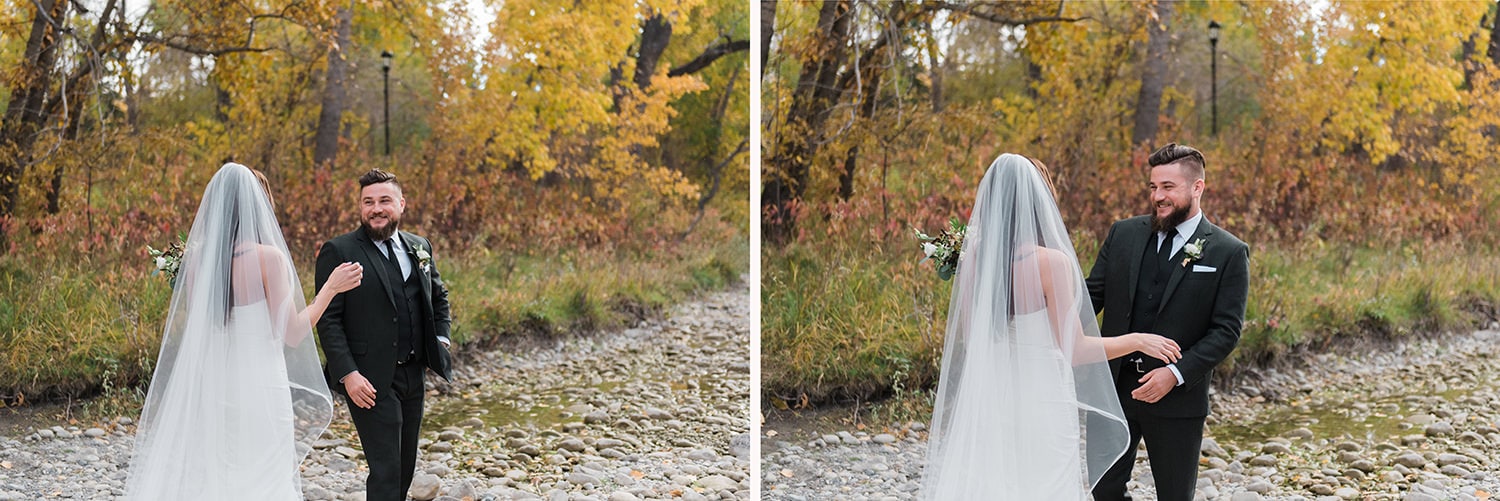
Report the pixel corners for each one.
[1126,218,1150,305]
[397,231,433,298]
[1157,219,1215,313]
[357,231,400,310]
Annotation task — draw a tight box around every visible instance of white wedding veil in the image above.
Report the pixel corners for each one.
[920,154,1128,499]
[125,163,333,499]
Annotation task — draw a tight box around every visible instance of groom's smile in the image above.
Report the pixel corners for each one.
[360,182,406,241]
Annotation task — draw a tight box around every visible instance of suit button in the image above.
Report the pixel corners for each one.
[392,317,398,323]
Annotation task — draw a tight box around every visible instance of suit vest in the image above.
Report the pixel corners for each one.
[379,246,426,361]
[1130,233,1175,334]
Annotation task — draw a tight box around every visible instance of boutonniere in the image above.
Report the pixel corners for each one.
[413,243,433,272]
[1181,238,1206,267]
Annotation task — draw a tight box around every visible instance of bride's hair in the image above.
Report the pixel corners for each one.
[1024,156,1059,201]
[251,168,275,210]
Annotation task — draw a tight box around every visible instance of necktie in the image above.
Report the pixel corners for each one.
[383,239,402,276]
[1158,229,1178,267]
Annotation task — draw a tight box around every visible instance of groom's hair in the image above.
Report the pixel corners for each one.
[1147,143,1206,181]
[358,168,402,191]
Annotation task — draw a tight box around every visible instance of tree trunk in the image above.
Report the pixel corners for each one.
[313,5,353,171]
[925,17,945,113]
[838,66,882,202]
[635,12,673,90]
[0,0,69,251]
[1131,0,1173,146]
[761,0,776,78]
[1489,0,1500,67]
[763,0,852,244]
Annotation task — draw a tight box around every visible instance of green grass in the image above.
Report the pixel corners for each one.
[762,236,1500,409]
[0,237,747,414]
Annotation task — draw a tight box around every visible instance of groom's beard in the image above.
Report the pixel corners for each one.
[1150,200,1193,233]
[361,215,401,241]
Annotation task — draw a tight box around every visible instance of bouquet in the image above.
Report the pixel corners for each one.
[147,234,186,286]
[914,217,968,281]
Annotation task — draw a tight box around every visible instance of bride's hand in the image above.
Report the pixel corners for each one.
[325,262,364,293]
[1130,333,1181,363]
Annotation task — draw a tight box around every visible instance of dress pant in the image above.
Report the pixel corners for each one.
[348,364,425,501]
[1091,410,1205,501]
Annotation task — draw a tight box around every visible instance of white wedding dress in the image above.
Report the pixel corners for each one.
[127,302,301,500]
[920,153,1127,500]
[921,310,1086,500]
[126,163,331,501]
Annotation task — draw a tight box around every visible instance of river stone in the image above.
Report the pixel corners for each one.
[608,493,640,501]
[694,475,738,491]
[1334,487,1360,499]
[1334,441,1363,452]
[1436,453,1471,466]
[1231,492,1263,501]
[872,434,897,444]
[1350,460,1377,473]
[1407,414,1436,425]
[1309,483,1336,495]
[1403,493,1440,501]
[1245,480,1274,493]
[558,439,587,453]
[428,441,453,453]
[1261,442,1292,455]
[1395,453,1427,468]
[1284,427,1314,439]
[1440,465,1471,476]
[1202,437,1228,457]
[1425,422,1455,436]
[686,449,718,461]
[1249,454,1278,467]
[566,472,600,486]
[408,473,441,500]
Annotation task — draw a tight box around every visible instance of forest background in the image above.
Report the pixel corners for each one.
[761,0,1500,420]
[0,0,750,415]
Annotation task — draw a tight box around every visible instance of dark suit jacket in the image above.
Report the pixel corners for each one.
[1085,215,1249,418]
[316,229,453,395]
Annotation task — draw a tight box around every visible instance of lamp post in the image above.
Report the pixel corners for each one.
[381,50,393,156]
[1208,20,1220,136]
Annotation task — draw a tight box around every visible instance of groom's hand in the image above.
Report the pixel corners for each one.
[343,371,377,409]
[1132,367,1176,403]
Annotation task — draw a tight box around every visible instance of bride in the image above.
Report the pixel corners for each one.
[125,163,364,500]
[919,154,1181,500]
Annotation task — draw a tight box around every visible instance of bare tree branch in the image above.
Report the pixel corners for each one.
[921,1,1087,25]
[667,39,749,77]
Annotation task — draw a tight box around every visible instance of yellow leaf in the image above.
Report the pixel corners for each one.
[629,470,645,479]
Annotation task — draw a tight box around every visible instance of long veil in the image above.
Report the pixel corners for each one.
[920,154,1128,499]
[125,163,333,499]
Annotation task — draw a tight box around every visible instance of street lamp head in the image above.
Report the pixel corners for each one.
[1208,20,1221,44]
[381,50,393,71]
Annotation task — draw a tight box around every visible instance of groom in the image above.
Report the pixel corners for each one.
[1086,143,1249,501]
[317,168,453,501]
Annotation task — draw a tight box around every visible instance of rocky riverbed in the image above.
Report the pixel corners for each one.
[764,326,1500,501]
[0,287,751,501]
